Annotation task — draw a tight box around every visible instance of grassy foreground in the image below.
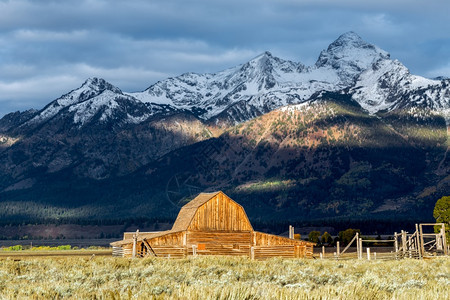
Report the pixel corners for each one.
[0,256,448,299]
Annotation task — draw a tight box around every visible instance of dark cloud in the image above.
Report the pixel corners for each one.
[0,0,449,117]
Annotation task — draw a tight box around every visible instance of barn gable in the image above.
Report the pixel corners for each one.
[172,191,253,232]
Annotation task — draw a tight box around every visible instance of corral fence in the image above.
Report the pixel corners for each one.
[320,223,448,261]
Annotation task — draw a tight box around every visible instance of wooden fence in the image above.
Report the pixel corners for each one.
[113,223,446,261]
[328,223,448,260]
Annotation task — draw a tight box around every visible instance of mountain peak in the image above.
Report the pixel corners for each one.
[23,78,125,126]
[319,32,390,63]
[315,32,390,84]
[247,51,275,64]
[259,51,273,58]
[81,77,122,94]
[333,31,364,45]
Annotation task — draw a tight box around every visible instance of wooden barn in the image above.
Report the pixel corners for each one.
[111,191,314,259]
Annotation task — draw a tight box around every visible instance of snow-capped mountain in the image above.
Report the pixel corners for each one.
[24,77,176,129]
[1,31,449,224]
[315,31,390,85]
[128,51,310,121]
[12,31,449,129]
[127,31,449,124]
[351,59,450,118]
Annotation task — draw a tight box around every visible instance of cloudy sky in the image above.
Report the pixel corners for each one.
[1,0,449,117]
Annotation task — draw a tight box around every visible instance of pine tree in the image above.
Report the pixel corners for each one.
[308,231,321,244]
[433,196,450,242]
[321,232,332,245]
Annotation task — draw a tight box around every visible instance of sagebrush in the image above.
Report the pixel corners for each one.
[0,256,448,299]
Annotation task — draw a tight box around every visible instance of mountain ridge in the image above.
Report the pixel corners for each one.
[5,32,449,129]
[0,32,448,225]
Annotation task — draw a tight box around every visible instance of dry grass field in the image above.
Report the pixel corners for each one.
[0,255,448,299]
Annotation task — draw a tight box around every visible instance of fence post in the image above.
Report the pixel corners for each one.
[374,252,376,260]
[419,225,425,257]
[289,225,294,239]
[367,248,371,260]
[401,230,407,257]
[356,233,360,259]
[250,247,255,260]
[322,246,325,258]
[132,234,137,258]
[336,241,340,257]
[359,238,363,260]
[394,232,399,259]
[440,224,448,256]
[415,224,421,259]
[339,233,358,258]
[192,245,197,257]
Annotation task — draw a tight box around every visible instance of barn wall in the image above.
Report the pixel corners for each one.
[253,245,312,259]
[117,231,314,259]
[130,232,187,258]
[188,193,253,231]
[150,246,186,258]
[254,231,308,246]
[252,232,314,259]
[121,244,133,258]
[187,231,252,256]
[146,232,185,246]
[254,245,296,259]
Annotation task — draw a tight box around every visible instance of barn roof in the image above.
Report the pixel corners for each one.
[110,230,179,247]
[171,191,221,231]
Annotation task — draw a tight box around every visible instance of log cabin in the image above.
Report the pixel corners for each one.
[111,191,314,259]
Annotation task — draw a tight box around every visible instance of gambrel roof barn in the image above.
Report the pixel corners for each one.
[111,191,314,259]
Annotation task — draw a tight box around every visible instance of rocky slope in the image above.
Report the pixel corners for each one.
[0,78,213,188]
[132,92,448,220]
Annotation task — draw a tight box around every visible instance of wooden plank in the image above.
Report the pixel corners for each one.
[142,239,157,257]
[361,240,394,243]
[253,245,297,259]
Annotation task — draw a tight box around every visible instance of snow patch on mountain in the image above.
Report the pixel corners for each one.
[26,78,124,125]
[69,90,121,125]
[351,58,449,117]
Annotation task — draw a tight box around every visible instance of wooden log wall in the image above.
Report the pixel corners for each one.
[188,193,253,232]
[145,232,185,246]
[253,231,308,246]
[121,244,133,258]
[187,231,252,256]
[118,231,314,258]
[112,246,125,257]
[150,246,187,258]
[254,245,297,259]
